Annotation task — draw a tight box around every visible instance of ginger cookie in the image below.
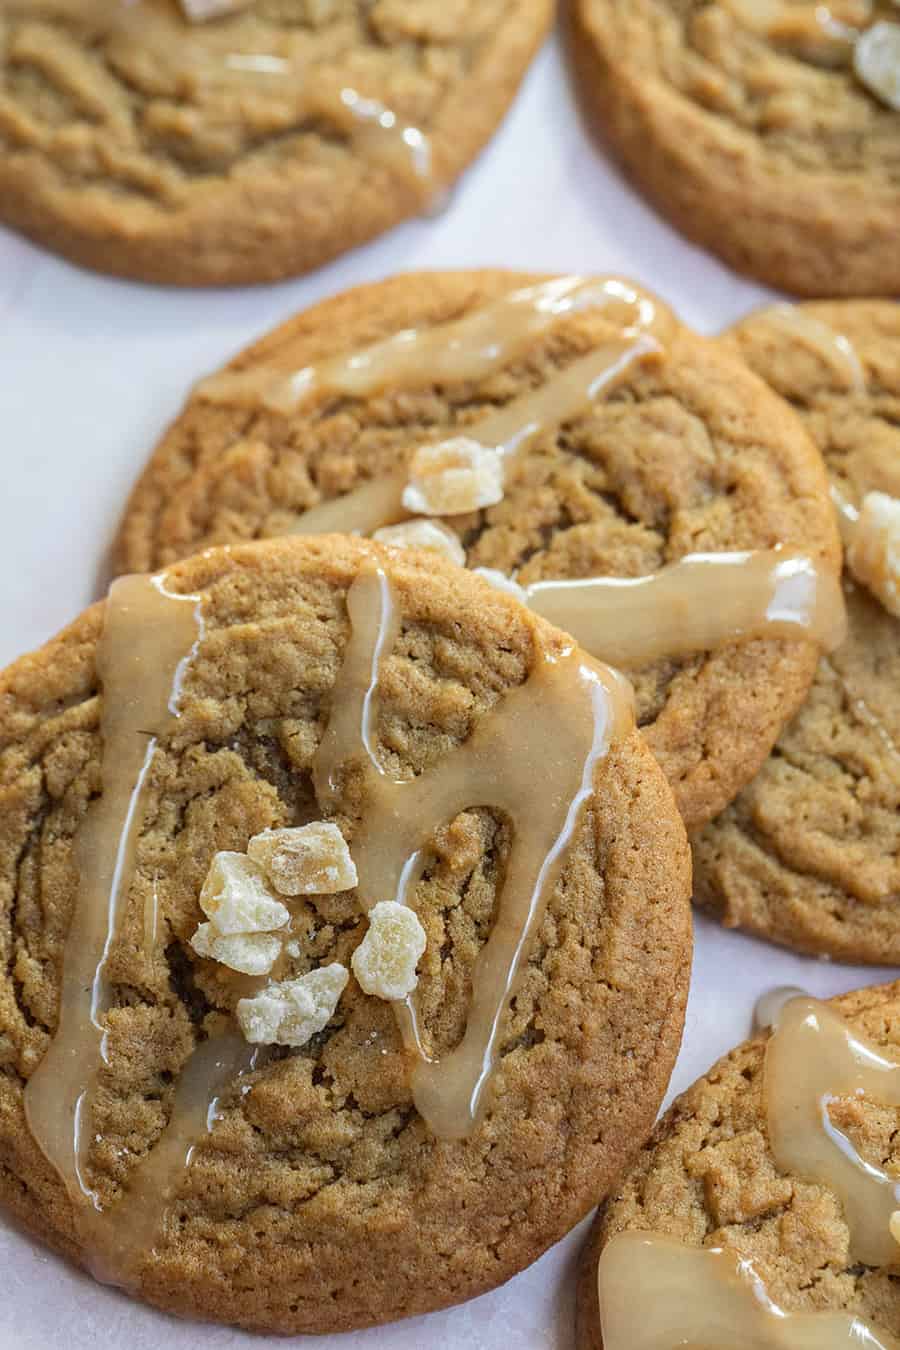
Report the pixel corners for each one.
[0,1,550,286]
[113,269,843,831]
[570,0,900,297]
[0,533,692,1333]
[576,981,900,1350]
[694,301,900,963]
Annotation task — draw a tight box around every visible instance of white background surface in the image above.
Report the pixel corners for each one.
[0,24,895,1350]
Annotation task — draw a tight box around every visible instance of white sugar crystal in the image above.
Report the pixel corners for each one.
[190,923,282,976]
[199,851,289,935]
[236,964,349,1046]
[373,518,466,567]
[402,438,504,517]
[247,823,358,897]
[351,900,427,1002]
[847,491,900,618]
[473,567,528,601]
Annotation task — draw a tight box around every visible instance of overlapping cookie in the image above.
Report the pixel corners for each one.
[0,533,693,1332]
[694,301,900,963]
[0,0,551,285]
[570,0,900,296]
[113,270,843,831]
[577,982,900,1349]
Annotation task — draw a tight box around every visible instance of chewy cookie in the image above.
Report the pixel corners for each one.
[694,301,900,963]
[0,533,692,1333]
[114,269,843,831]
[577,982,900,1350]
[570,0,900,297]
[0,0,550,285]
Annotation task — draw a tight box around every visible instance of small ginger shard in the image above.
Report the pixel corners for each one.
[473,567,528,601]
[854,21,900,110]
[847,491,900,618]
[236,964,349,1046]
[247,823,358,896]
[373,518,466,566]
[199,851,289,934]
[402,438,504,517]
[190,923,282,976]
[351,900,427,1001]
[179,0,253,21]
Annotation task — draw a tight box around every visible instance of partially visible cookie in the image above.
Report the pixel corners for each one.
[0,1,551,285]
[570,0,900,297]
[693,301,900,963]
[0,533,692,1333]
[576,981,900,1350]
[113,269,842,831]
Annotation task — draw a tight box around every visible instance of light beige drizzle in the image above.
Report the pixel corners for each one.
[195,276,668,415]
[288,334,662,537]
[597,1231,900,1350]
[748,305,866,393]
[766,995,900,1267]
[526,548,848,668]
[313,568,632,1139]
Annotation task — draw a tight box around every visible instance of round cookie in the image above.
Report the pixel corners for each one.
[576,980,900,1350]
[0,1,551,286]
[0,533,692,1333]
[693,300,900,963]
[114,269,842,831]
[569,0,900,297]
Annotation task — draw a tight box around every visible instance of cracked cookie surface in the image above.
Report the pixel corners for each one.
[115,269,841,830]
[576,981,900,1350]
[570,0,900,296]
[0,533,691,1333]
[693,301,900,963]
[0,0,550,284]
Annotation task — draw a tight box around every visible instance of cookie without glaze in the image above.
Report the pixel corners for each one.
[0,0,551,286]
[570,0,900,297]
[693,301,900,963]
[114,270,842,830]
[0,534,691,1333]
[576,981,900,1350]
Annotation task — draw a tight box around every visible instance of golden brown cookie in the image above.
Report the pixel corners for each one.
[693,301,900,963]
[0,1,551,286]
[569,0,900,297]
[0,533,692,1333]
[576,981,900,1350]
[113,269,842,831]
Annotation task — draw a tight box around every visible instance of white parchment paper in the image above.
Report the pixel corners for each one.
[0,29,894,1350]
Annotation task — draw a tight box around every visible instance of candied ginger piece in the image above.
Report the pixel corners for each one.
[199,851,289,935]
[402,438,504,516]
[236,964,349,1046]
[190,923,282,976]
[247,823,358,897]
[373,518,466,566]
[351,900,426,1001]
[847,491,900,618]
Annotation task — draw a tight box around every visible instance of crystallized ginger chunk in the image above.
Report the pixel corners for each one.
[402,438,504,517]
[854,22,900,111]
[247,823,358,896]
[199,851,290,935]
[373,518,465,566]
[179,0,253,20]
[847,491,900,618]
[236,964,349,1046]
[351,900,427,1001]
[190,923,282,976]
[473,567,528,601]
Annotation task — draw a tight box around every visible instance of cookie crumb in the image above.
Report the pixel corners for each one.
[248,823,358,896]
[199,852,289,935]
[473,567,528,601]
[373,518,465,566]
[236,964,349,1046]
[847,491,900,617]
[351,900,427,1001]
[190,924,283,976]
[854,22,900,110]
[402,438,504,516]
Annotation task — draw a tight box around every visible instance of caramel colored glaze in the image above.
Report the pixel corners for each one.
[751,304,866,392]
[289,336,663,537]
[196,276,671,415]
[24,573,204,1279]
[526,549,848,668]
[314,569,633,1139]
[597,1232,899,1350]
[766,996,900,1267]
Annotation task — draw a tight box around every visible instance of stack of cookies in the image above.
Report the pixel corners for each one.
[1,1,899,1344]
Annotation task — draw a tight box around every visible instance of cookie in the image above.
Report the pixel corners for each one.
[113,269,843,831]
[693,301,900,963]
[569,0,900,297]
[0,532,693,1333]
[576,981,900,1350]
[0,1,551,286]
